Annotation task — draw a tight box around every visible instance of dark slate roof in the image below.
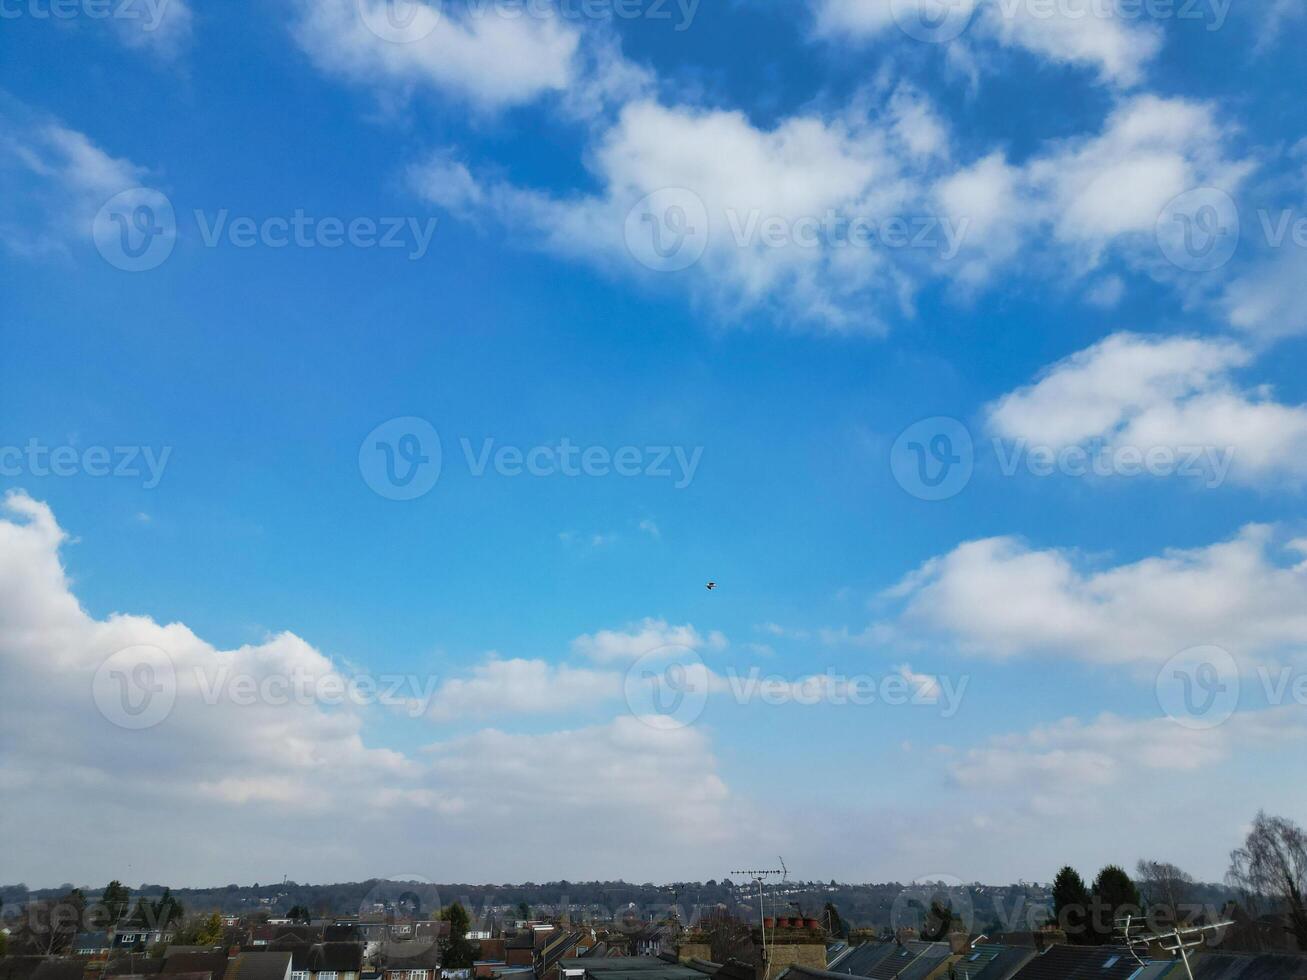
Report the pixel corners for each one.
[1009,946,1162,980]
[555,956,718,980]
[30,961,86,980]
[711,961,753,980]
[542,933,585,969]
[1133,963,1184,980]
[952,945,1003,980]
[827,943,899,977]
[310,943,364,973]
[894,944,951,980]
[74,932,111,949]
[966,948,1036,980]
[784,967,878,980]
[163,951,229,980]
[0,957,50,980]
[225,951,292,980]
[266,942,313,971]
[1190,953,1307,980]
[105,958,166,976]
[866,943,939,980]
[376,942,442,969]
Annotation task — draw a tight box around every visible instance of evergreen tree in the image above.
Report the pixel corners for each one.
[1090,865,1141,945]
[103,881,132,925]
[441,903,475,970]
[1052,867,1092,945]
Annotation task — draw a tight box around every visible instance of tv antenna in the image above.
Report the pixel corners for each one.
[732,859,789,980]
[1115,913,1234,980]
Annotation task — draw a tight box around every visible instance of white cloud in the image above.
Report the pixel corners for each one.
[292,0,582,110]
[412,90,1245,331]
[424,657,621,721]
[937,96,1250,283]
[948,709,1307,825]
[896,663,941,703]
[0,492,749,885]
[1223,247,1307,339]
[291,0,652,115]
[0,110,154,257]
[409,89,961,332]
[1255,0,1304,52]
[113,0,193,59]
[987,332,1307,486]
[884,524,1307,671]
[813,0,1161,86]
[571,617,727,663]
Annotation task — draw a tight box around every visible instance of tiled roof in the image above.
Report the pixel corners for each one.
[1190,953,1307,980]
[225,951,292,980]
[865,943,944,980]
[826,944,899,977]
[1009,946,1162,980]
[0,957,51,980]
[310,943,364,973]
[162,951,229,980]
[965,948,1036,980]
[893,944,951,980]
[105,959,166,976]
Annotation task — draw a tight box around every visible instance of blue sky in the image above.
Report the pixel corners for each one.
[3,0,1307,891]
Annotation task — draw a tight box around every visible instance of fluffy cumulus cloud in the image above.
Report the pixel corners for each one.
[411,90,1246,331]
[813,0,1162,86]
[0,106,153,258]
[944,709,1307,856]
[411,88,965,332]
[424,656,621,721]
[883,524,1307,671]
[571,616,726,662]
[290,0,650,112]
[986,332,1307,487]
[1223,246,1307,340]
[0,493,748,885]
[937,95,1250,285]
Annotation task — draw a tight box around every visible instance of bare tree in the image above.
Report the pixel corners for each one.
[1136,860,1196,926]
[1227,811,1307,949]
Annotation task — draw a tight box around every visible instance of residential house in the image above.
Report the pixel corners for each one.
[1007,945,1178,980]
[72,932,112,957]
[224,951,294,980]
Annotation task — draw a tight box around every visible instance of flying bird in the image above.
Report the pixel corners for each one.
[706,581,717,591]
